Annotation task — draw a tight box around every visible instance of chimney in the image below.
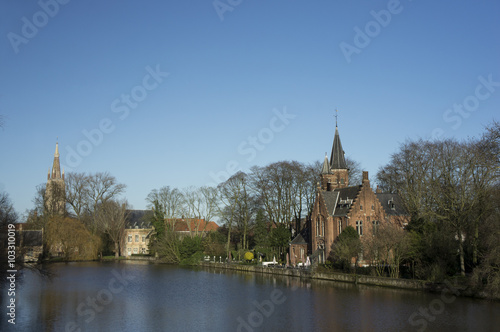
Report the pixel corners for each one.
[376,185,382,194]
[362,171,370,186]
[362,171,368,181]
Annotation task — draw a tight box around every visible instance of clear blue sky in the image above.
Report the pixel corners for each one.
[1,0,499,217]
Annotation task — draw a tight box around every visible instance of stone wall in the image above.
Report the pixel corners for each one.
[199,263,427,291]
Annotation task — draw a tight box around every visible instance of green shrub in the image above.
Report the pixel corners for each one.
[180,251,205,266]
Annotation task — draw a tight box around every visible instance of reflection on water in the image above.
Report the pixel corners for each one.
[1,261,499,332]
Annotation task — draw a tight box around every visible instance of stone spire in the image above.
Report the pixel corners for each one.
[50,142,62,180]
[46,141,66,215]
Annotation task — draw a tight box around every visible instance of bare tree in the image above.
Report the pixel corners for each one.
[65,172,90,220]
[181,186,219,237]
[146,186,184,218]
[94,200,129,257]
[376,130,499,277]
[218,172,251,255]
[365,221,411,278]
[146,186,184,232]
[250,162,295,227]
[250,160,319,236]
[87,172,126,210]
[0,191,17,226]
[346,156,362,185]
[84,172,126,233]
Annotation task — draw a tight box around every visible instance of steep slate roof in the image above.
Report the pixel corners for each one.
[333,186,362,217]
[375,193,407,216]
[290,233,307,245]
[330,126,348,170]
[321,154,330,174]
[322,190,339,216]
[320,185,362,217]
[125,210,153,229]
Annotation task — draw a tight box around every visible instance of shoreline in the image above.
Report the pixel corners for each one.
[197,262,497,301]
[43,257,498,300]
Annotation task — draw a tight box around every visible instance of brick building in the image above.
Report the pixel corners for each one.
[289,120,408,266]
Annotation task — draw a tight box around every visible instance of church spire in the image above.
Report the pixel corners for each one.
[330,114,348,170]
[51,142,62,179]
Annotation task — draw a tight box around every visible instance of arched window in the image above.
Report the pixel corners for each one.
[321,220,325,237]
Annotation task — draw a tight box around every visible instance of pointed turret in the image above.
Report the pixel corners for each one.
[321,153,330,174]
[320,113,349,190]
[330,126,348,170]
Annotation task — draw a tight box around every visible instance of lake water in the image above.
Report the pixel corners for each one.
[1,261,499,332]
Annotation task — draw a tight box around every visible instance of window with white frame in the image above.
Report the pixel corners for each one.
[356,220,363,236]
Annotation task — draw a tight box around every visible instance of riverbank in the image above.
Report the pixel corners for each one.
[47,256,497,300]
[198,262,497,300]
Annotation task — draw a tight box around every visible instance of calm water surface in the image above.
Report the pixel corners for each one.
[1,261,499,332]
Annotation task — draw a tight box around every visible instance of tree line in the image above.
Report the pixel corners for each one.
[376,121,499,294]
[146,158,361,263]
[1,120,497,296]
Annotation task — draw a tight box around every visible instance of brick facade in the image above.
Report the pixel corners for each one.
[290,122,409,265]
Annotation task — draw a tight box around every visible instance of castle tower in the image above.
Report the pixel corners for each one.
[320,116,349,191]
[46,142,66,215]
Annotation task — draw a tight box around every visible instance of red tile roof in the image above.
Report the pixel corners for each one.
[167,219,219,232]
